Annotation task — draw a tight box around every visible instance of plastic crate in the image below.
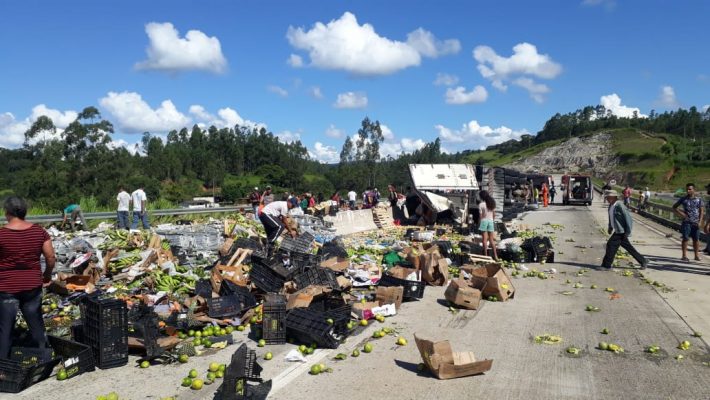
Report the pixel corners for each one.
[261,294,286,344]
[282,251,323,269]
[285,308,345,349]
[293,267,339,291]
[47,335,95,379]
[249,261,286,293]
[220,281,258,310]
[82,297,128,369]
[220,343,265,400]
[379,274,425,300]
[279,231,315,253]
[9,347,55,366]
[195,279,214,298]
[0,357,60,393]
[207,295,244,318]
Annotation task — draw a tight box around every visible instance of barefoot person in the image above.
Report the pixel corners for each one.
[601,190,647,270]
[478,190,498,260]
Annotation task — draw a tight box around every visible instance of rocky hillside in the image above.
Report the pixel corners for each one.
[504,132,618,175]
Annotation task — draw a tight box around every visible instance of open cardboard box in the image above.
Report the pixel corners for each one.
[444,279,482,310]
[470,263,515,301]
[351,301,380,320]
[286,285,332,309]
[376,286,404,309]
[320,257,351,272]
[414,334,493,379]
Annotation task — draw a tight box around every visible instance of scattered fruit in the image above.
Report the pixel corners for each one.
[566,346,580,355]
[396,337,408,346]
[334,353,347,360]
[326,318,334,325]
[351,349,360,357]
[675,354,684,360]
[598,342,609,351]
[178,354,189,363]
[585,305,600,312]
[57,369,68,381]
[309,364,322,375]
[209,362,220,372]
[646,345,661,354]
[417,363,426,371]
[188,369,198,379]
[678,341,691,350]
[140,360,150,368]
[181,377,193,387]
[191,379,204,390]
[237,325,245,332]
[258,339,266,347]
[264,352,273,360]
[215,370,224,379]
[691,331,702,338]
[590,284,598,289]
[360,319,368,327]
[363,343,373,353]
[535,334,562,344]
[601,328,609,335]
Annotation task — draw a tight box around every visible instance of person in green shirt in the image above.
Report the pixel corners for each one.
[60,203,86,231]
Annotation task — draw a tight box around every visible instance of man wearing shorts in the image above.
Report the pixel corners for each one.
[673,183,705,262]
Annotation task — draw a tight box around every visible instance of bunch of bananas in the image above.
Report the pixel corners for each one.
[108,252,142,274]
[99,229,130,250]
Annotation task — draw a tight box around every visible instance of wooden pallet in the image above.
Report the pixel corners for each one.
[372,207,394,229]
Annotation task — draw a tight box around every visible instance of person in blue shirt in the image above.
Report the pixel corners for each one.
[60,203,86,231]
[673,183,705,262]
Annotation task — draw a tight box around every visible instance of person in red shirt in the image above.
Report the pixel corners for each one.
[0,196,56,359]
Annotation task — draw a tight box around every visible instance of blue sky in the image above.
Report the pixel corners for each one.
[1,0,708,162]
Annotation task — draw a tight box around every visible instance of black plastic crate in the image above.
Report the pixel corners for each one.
[220,281,258,310]
[306,296,347,313]
[47,335,95,379]
[379,274,425,300]
[293,267,339,291]
[220,343,270,400]
[282,251,323,269]
[261,294,286,344]
[82,297,128,369]
[279,231,315,253]
[207,295,244,318]
[249,261,286,293]
[0,357,60,393]
[195,279,214,298]
[9,347,55,366]
[285,308,346,349]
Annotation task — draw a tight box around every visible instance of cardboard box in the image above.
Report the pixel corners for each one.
[210,263,249,292]
[286,285,332,309]
[419,251,449,286]
[414,334,493,379]
[470,263,515,301]
[351,301,380,320]
[376,286,404,309]
[388,266,420,281]
[336,275,352,290]
[321,257,351,272]
[444,279,482,310]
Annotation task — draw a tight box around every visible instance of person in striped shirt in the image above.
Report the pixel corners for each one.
[0,196,56,358]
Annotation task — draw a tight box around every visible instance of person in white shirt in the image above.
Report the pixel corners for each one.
[260,200,297,248]
[116,186,131,229]
[131,186,149,229]
[347,190,357,209]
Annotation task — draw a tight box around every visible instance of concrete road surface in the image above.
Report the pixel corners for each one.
[8,195,710,400]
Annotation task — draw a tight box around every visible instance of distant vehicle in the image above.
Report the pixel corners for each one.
[408,164,479,226]
[561,174,593,206]
[180,199,220,209]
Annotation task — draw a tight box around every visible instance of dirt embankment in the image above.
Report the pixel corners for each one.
[504,133,618,175]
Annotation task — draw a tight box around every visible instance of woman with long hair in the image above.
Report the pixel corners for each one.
[478,190,498,260]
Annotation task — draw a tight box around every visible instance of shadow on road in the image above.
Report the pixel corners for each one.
[646,255,710,276]
[393,359,435,379]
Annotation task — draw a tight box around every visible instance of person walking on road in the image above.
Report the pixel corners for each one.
[116,186,130,229]
[131,186,150,229]
[672,183,705,262]
[704,183,710,256]
[601,190,647,270]
[249,187,261,221]
[549,181,557,204]
[478,190,498,260]
[0,196,56,359]
[622,185,632,207]
[542,182,549,208]
[60,203,86,231]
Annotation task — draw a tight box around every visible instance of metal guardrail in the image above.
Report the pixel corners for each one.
[0,204,251,225]
[593,185,708,243]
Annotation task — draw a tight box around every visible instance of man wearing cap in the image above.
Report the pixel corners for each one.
[673,183,704,262]
[261,186,274,206]
[259,199,297,252]
[249,187,261,221]
[601,190,647,269]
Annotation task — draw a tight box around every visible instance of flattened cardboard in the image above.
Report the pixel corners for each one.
[286,285,332,309]
[320,257,351,272]
[376,286,404,309]
[210,264,249,292]
[470,263,515,301]
[414,334,493,379]
[336,275,352,290]
[444,279,481,310]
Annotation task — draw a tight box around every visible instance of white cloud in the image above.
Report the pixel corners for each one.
[0,105,77,148]
[406,28,460,58]
[287,54,303,68]
[325,124,345,139]
[267,85,289,97]
[473,42,562,101]
[380,124,394,141]
[108,139,141,155]
[445,85,488,104]
[287,12,456,75]
[309,142,339,163]
[310,86,324,99]
[436,120,530,151]
[100,91,190,133]
[135,22,227,74]
[188,105,261,129]
[400,138,427,152]
[702,105,709,112]
[275,130,301,144]
[380,137,427,157]
[334,91,368,109]
[512,78,550,103]
[433,73,459,86]
[655,85,680,109]
[599,93,647,118]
